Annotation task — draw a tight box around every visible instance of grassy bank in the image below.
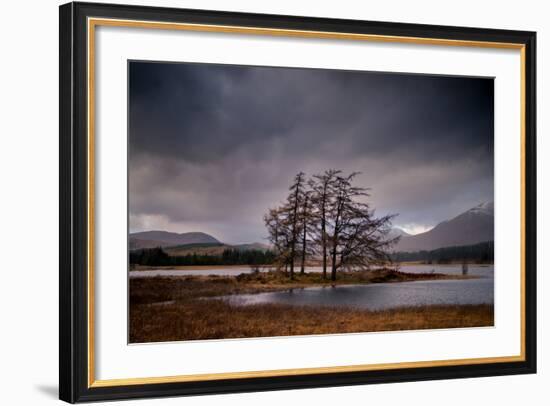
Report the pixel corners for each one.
[130,301,494,343]
[129,269,490,343]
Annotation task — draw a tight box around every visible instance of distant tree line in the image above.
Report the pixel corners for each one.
[264,170,399,281]
[391,241,494,264]
[130,247,277,266]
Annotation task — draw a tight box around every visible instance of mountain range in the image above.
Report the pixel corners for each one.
[130,201,494,255]
[392,201,494,252]
[129,231,220,250]
[129,230,270,254]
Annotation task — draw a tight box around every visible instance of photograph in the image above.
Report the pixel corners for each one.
[55,1,537,402]
[128,61,495,343]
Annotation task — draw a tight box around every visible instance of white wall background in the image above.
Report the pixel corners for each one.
[0,0,546,404]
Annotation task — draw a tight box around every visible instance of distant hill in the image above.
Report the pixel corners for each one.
[129,231,220,250]
[129,230,271,255]
[393,201,494,252]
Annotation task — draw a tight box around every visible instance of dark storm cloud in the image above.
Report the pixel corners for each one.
[129,61,493,243]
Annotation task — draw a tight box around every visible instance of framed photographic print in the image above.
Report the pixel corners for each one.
[59,2,537,403]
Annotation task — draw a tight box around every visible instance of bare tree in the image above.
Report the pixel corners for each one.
[287,172,307,279]
[299,191,313,274]
[309,169,340,279]
[326,173,398,281]
[263,206,292,272]
[264,170,398,281]
[338,208,399,271]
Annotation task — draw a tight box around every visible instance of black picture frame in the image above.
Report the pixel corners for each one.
[59,2,537,403]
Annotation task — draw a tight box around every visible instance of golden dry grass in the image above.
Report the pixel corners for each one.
[130,300,494,343]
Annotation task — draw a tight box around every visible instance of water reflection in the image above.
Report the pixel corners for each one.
[223,277,494,311]
[131,264,494,311]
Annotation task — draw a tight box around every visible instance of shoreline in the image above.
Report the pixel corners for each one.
[130,269,479,299]
[131,263,492,272]
[132,264,265,271]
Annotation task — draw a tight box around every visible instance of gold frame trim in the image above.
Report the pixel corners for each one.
[87,17,527,388]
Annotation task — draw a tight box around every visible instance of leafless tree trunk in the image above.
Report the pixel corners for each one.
[311,170,339,279]
[288,172,306,279]
[330,179,347,281]
[300,193,310,274]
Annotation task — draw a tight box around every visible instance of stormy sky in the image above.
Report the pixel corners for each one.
[129,61,494,244]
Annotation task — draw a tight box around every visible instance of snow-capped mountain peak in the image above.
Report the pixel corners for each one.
[393,201,494,252]
[467,201,494,216]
